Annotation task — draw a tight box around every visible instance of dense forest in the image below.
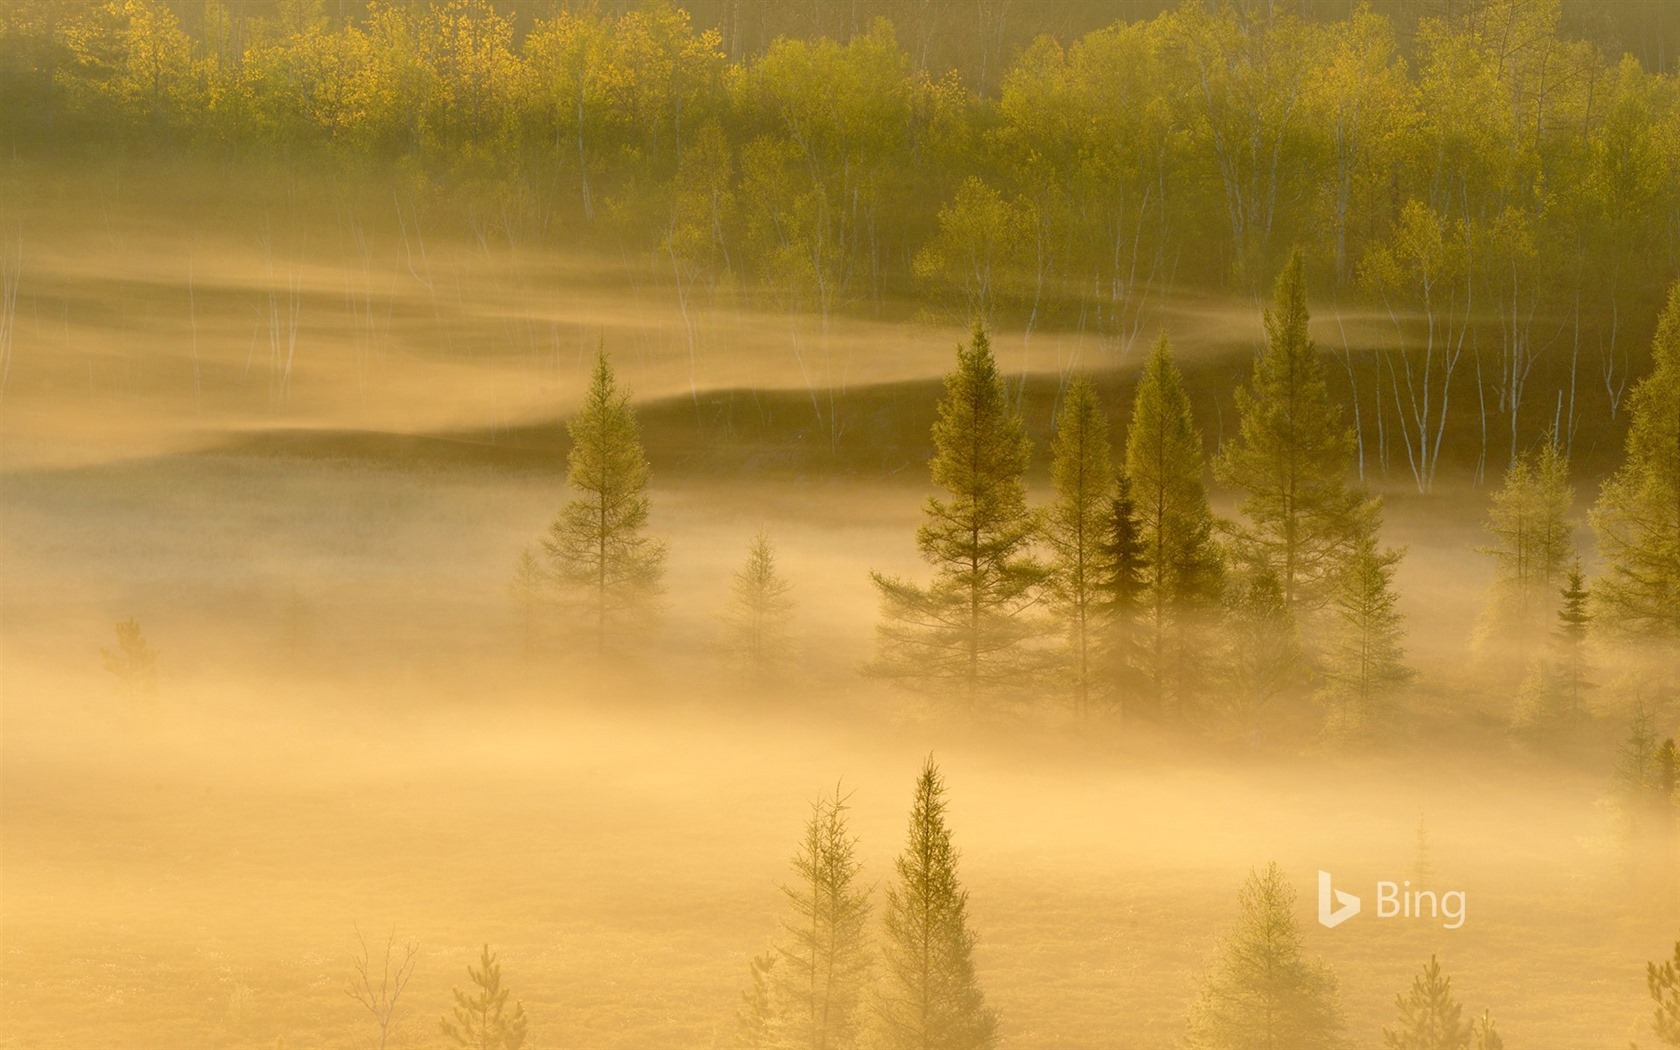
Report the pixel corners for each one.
[4,0,1680,487]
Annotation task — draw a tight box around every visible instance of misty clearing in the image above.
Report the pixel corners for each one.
[3,1,1680,1048]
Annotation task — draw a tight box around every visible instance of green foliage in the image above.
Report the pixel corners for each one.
[439,944,527,1050]
[1381,955,1471,1050]
[1477,440,1575,658]
[1099,472,1149,718]
[1184,862,1344,1050]
[1124,335,1224,720]
[1217,250,1374,615]
[1511,561,1595,744]
[1045,377,1117,714]
[868,325,1045,700]
[101,617,159,702]
[1321,536,1412,739]
[1592,282,1680,648]
[876,757,997,1050]
[1650,940,1680,1048]
[542,349,667,651]
[722,531,796,677]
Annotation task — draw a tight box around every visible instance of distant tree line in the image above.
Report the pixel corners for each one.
[4,0,1680,459]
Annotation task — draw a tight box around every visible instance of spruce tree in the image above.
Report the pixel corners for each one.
[509,547,550,657]
[1215,250,1375,614]
[1650,939,1680,1047]
[1045,377,1117,716]
[869,325,1044,700]
[769,787,872,1050]
[1593,282,1680,649]
[1511,562,1594,744]
[1124,335,1225,720]
[1215,571,1309,742]
[1322,537,1413,738]
[1475,440,1574,661]
[440,945,528,1050]
[1185,862,1344,1050]
[723,531,797,678]
[1100,473,1148,720]
[736,950,779,1050]
[543,349,666,652]
[1381,955,1471,1050]
[1469,1010,1503,1050]
[876,758,997,1050]
[102,617,159,702]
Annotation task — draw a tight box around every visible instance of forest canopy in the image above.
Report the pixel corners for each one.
[3,0,1679,427]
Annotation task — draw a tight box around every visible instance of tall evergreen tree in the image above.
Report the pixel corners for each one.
[768,787,873,1050]
[1045,376,1117,716]
[1124,335,1225,720]
[1475,439,1575,660]
[1592,282,1680,649]
[1216,249,1375,614]
[509,546,550,657]
[1100,473,1148,720]
[1184,862,1345,1050]
[736,950,780,1050]
[1322,536,1413,738]
[723,531,797,677]
[1381,955,1471,1050]
[1650,939,1680,1048]
[1511,561,1595,743]
[869,325,1045,700]
[101,617,159,702]
[543,349,666,652]
[876,757,997,1050]
[1469,1010,1504,1050]
[1215,571,1309,742]
[440,945,528,1050]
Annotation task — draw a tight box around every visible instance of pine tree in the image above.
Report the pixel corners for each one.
[1511,562,1594,744]
[1381,955,1471,1050]
[543,349,667,652]
[876,757,997,1050]
[1554,561,1593,712]
[1475,439,1574,661]
[766,786,872,1050]
[1649,939,1680,1047]
[736,950,779,1050]
[869,325,1045,700]
[1099,473,1148,719]
[101,617,159,702]
[1184,862,1345,1050]
[1215,249,1375,614]
[439,945,528,1050]
[723,531,797,678]
[1321,536,1413,738]
[1045,377,1117,716]
[509,546,550,657]
[1124,335,1225,721]
[1611,704,1677,841]
[1215,571,1309,742]
[1592,281,1680,648]
[1469,1010,1503,1050]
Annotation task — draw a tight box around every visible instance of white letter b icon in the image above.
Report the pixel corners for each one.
[1318,870,1361,929]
